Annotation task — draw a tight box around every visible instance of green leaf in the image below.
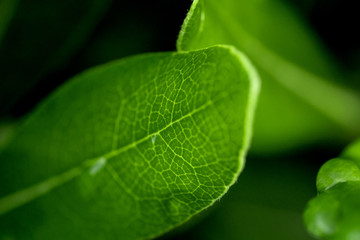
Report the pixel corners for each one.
[342,139,360,162]
[0,45,259,239]
[0,0,19,44]
[0,0,112,116]
[177,0,360,153]
[0,120,16,150]
[304,139,360,239]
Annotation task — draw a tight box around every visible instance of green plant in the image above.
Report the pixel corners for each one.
[0,46,259,239]
[0,0,359,239]
[304,139,360,239]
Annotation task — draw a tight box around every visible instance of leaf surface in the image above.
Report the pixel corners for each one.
[304,139,360,239]
[0,45,259,239]
[177,0,360,153]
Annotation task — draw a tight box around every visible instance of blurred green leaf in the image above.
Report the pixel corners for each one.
[0,45,259,239]
[0,0,112,116]
[0,120,16,150]
[342,139,360,161]
[0,0,19,44]
[304,139,360,239]
[177,0,360,153]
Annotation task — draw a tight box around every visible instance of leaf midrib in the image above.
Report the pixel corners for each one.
[0,96,220,216]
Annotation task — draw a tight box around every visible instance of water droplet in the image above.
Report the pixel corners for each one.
[152,134,157,144]
[89,157,106,176]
